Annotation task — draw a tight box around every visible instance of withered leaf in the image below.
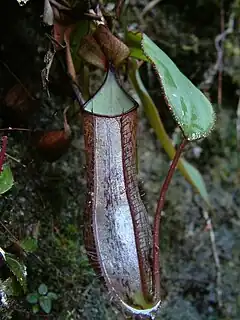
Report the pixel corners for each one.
[94,25,130,67]
[78,35,106,70]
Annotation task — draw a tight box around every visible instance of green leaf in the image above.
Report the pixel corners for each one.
[26,292,39,304]
[32,304,39,314]
[1,276,23,297]
[0,278,14,296]
[182,160,209,204]
[20,238,38,253]
[84,69,137,116]
[38,283,48,295]
[47,292,58,300]
[0,247,6,260]
[141,33,215,140]
[129,62,210,206]
[5,253,27,293]
[126,31,149,62]
[39,295,52,314]
[70,20,89,72]
[0,165,14,195]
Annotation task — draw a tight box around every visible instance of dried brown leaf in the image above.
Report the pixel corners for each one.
[94,25,130,67]
[78,35,106,70]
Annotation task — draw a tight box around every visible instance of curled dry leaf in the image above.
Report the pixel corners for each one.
[115,0,125,19]
[78,35,106,70]
[43,0,54,26]
[4,83,38,122]
[5,84,31,107]
[64,25,78,82]
[34,107,72,162]
[50,1,72,26]
[94,24,130,67]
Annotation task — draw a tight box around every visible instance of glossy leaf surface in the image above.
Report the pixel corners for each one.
[141,34,215,140]
[0,165,14,195]
[5,253,27,292]
[39,296,52,313]
[126,31,149,62]
[26,292,39,304]
[129,63,210,205]
[38,283,48,295]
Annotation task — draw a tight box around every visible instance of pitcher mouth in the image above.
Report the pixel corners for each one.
[119,298,161,319]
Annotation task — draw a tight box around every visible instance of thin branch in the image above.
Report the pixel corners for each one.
[49,0,71,11]
[141,0,164,18]
[217,0,225,108]
[0,127,32,132]
[0,221,19,243]
[202,210,222,308]
[237,93,240,150]
[6,153,26,168]
[84,12,102,21]
[152,138,188,298]
[0,60,34,100]
[200,12,235,92]
[71,82,85,107]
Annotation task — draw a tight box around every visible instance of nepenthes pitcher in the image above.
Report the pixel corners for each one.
[82,69,161,319]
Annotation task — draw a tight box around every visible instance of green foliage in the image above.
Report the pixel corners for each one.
[0,237,38,301]
[5,253,27,293]
[26,292,38,304]
[129,62,210,205]
[20,238,38,253]
[128,32,216,141]
[126,31,149,62]
[39,295,52,314]
[70,20,89,71]
[0,165,14,195]
[38,283,48,295]
[0,277,18,297]
[26,283,58,314]
[2,1,232,318]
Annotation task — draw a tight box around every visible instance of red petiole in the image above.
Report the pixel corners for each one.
[152,138,188,297]
[0,136,8,173]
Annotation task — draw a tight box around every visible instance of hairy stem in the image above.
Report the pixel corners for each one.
[152,138,188,297]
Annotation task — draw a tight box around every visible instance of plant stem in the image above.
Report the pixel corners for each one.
[0,60,34,100]
[6,153,26,167]
[0,136,8,172]
[0,128,31,132]
[152,138,188,298]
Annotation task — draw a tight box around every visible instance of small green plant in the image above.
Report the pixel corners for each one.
[26,283,58,314]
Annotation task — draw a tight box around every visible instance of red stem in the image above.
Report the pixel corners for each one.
[152,138,188,298]
[0,136,8,173]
